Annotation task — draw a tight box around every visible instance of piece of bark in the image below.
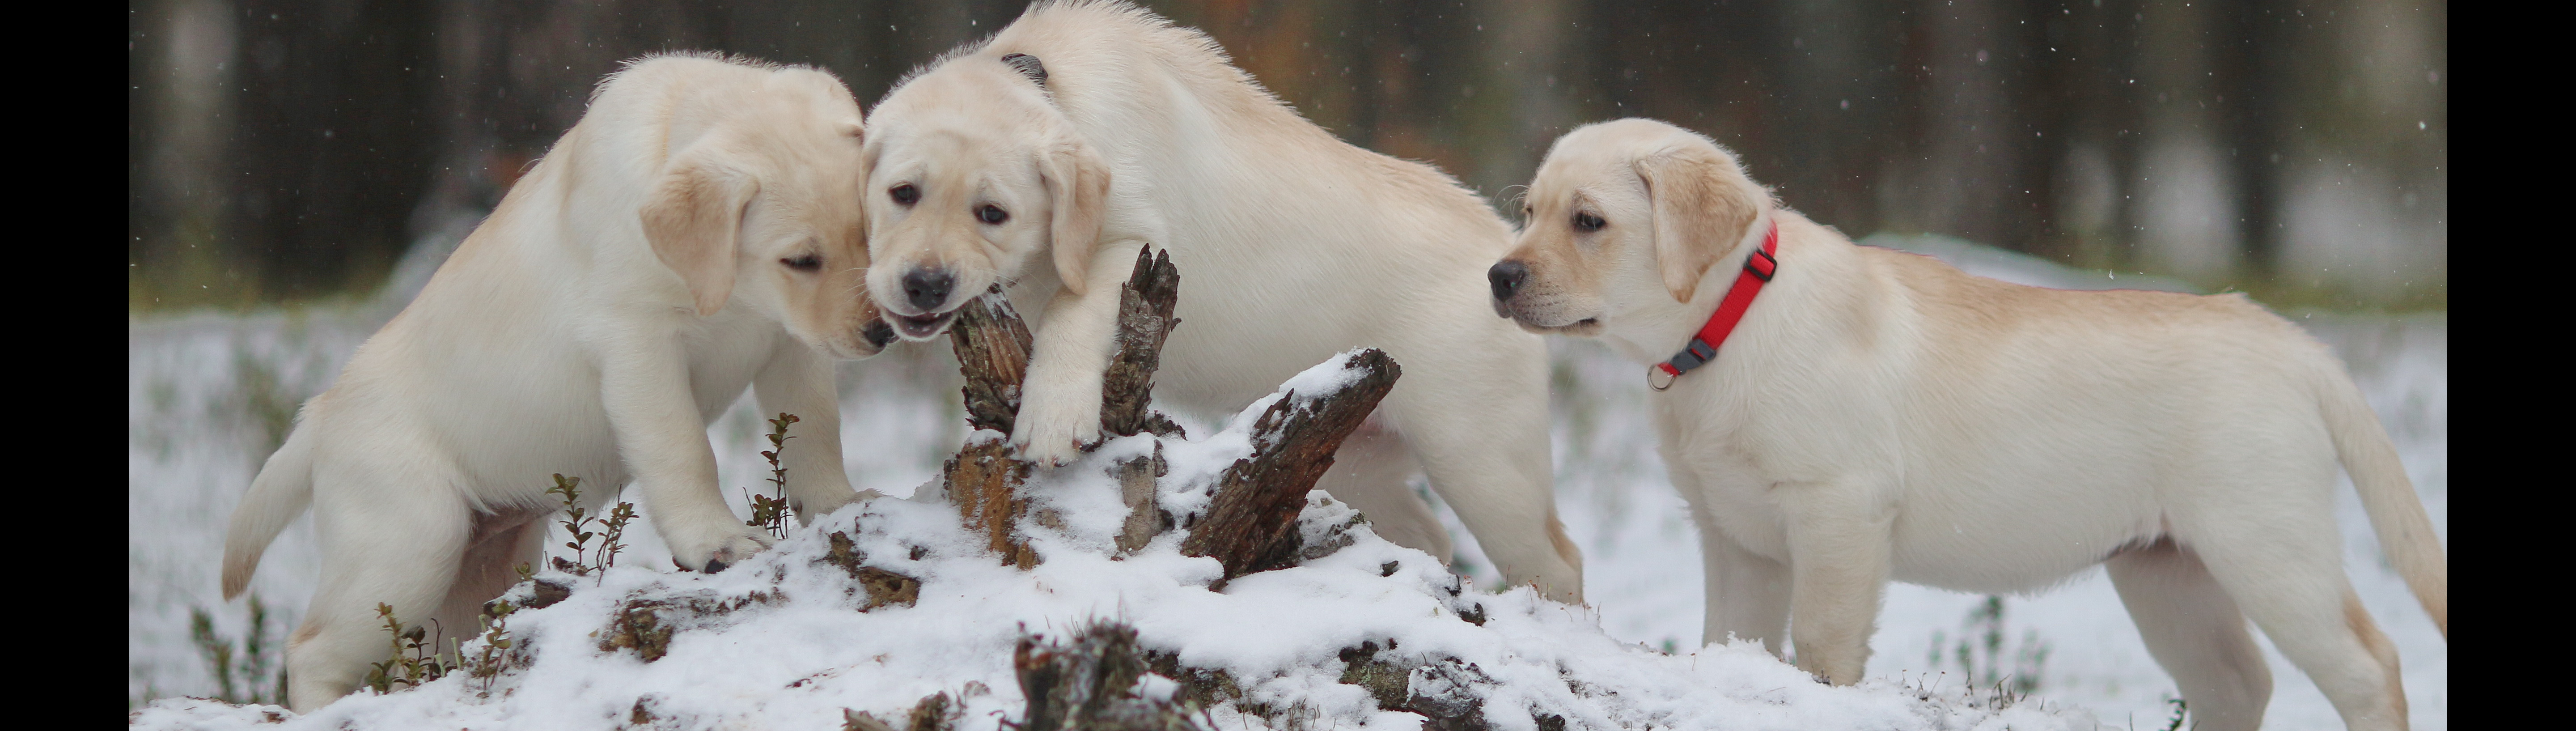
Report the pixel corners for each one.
[1113,442,1171,553]
[944,288,1038,566]
[944,440,1038,567]
[950,288,1034,435]
[1015,621,1205,731]
[1180,349,1401,586]
[1100,247,1185,439]
[822,531,924,610]
[1102,249,1184,553]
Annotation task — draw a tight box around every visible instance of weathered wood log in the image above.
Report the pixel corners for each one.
[943,288,1038,566]
[1101,247,1185,439]
[1100,247,1184,554]
[1179,349,1401,586]
[1015,621,1205,731]
[944,250,1189,564]
[943,439,1038,567]
[949,288,1034,435]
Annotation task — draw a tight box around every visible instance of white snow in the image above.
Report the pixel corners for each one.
[132,366,2094,731]
[128,232,2444,729]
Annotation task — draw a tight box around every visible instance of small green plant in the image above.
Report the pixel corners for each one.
[1927,595,2052,696]
[742,412,800,539]
[362,603,458,694]
[600,501,639,570]
[466,600,518,698]
[548,473,639,579]
[547,474,597,576]
[185,595,288,705]
[2160,695,2189,731]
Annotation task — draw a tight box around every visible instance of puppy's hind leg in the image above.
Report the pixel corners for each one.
[284,449,476,711]
[1383,368,1582,604]
[431,507,553,646]
[2182,475,2411,731]
[2106,537,2272,731]
[1313,417,1449,564]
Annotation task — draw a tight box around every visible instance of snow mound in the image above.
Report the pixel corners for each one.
[133,354,2100,731]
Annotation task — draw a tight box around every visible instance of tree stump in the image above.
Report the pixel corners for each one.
[1179,350,1401,586]
[939,250,1401,577]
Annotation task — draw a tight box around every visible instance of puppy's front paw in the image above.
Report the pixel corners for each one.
[1008,391,1102,468]
[669,526,774,574]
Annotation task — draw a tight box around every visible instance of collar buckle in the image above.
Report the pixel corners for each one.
[1744,246,1778,282]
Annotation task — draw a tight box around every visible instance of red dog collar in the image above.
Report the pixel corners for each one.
[1649,221,1779,391]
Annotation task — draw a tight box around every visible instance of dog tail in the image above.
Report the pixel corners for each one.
[222,422,319,600]
[2316,362,2446,638]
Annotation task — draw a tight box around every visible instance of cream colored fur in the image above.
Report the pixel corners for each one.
[859,0,1583,600]
[216,54,887,710]
[1494,119,2445,731]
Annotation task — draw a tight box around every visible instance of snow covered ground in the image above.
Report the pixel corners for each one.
[128,232,2444,728]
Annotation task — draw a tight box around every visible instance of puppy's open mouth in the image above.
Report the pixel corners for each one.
[892,309,961,340]
[1511,316,1603,336]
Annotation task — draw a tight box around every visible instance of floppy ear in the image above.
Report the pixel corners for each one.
[640,146,759,316]
[1039,138,1112,296]
[1633,144,1762,303]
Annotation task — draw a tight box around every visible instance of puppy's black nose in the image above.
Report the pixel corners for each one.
[1488,260,1529,302]
[902,268,954,312]
[862,319,896,349]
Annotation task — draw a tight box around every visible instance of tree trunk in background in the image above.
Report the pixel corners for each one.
[227,0,441,300]
[127,0,2445,310]
[2216,0,2289,277]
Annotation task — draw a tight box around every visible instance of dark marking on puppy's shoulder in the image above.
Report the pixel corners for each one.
[1000,53,1048,89]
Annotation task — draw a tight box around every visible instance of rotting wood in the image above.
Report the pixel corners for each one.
[1101,248,1184,555]
[940,252,1397,574]
[949,288,1033,435]
[1015,620,1204,731]
[1100,247,1185,439]
[822,531,922,610]
[1113,442,1170,553]
[942,289,1039,566]
[943,250,1191,564]
[943,439,1037,567]
[1179,349,1401,586]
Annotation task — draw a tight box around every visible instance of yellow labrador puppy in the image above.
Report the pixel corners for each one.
[1491,119,2445,731]
[219,53,888,710]
[858,0,1582,600]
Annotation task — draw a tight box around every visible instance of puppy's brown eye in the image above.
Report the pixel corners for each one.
[890,184,919,205]
[781,255,822,272]
[1574,212,1605,232]
[978,204,1008,225]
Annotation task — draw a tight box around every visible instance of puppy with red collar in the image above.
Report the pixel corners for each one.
[1490,118,2443,731]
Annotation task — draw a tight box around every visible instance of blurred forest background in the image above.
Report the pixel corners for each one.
[127,0,2445,311]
